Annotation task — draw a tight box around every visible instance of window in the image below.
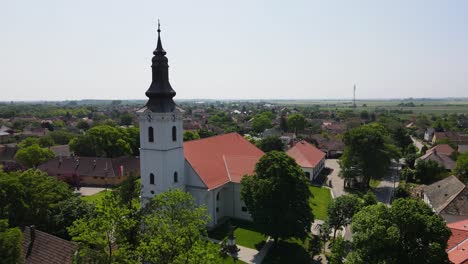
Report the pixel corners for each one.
[216,192,220,201]
[216,207,219,212]
[172,126,177,141]
[148,127,154,142]
[174,171,178,183]
[242,206,248,212]
[305,172,311,179]
[150,173,155,185]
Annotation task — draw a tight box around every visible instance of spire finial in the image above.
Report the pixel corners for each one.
[158,19,161,34]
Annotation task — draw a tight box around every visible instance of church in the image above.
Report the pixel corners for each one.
[137,25,326,227]
[137,25,264,226]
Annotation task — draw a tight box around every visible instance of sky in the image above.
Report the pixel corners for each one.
[1,0,468,101]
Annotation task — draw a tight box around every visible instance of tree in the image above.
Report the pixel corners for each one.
[327,236,347,264]
[183,130,201,141]
[252,113,272,133]
[327,194,361,239]
[349,199,451,264]
[38,135,55,147]
[138,189,221,264]
[198,129,216,138]
[241,151,313,243]
[361,191,378,207]
[414,159,445,184]
[18,137,39,148]
[359,110,369,120]
[0,220,22,263]
[339,123,400,188]
[0,169,73,233]
[14,144,54,168]
[69,125,132,158]
[68,192,138,263]
[76,119,90,130]
[257,136,284,152]
[50,196,94,240]
[454,152,468,181]
[49,130,74,145]
[393,126,412,149]
[119,113,134,126]
[287,113,307,134]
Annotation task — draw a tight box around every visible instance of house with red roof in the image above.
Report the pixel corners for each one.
[286,140,326,181]
[447,220,468,264]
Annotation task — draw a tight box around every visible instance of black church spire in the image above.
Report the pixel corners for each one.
[145,21,176,112]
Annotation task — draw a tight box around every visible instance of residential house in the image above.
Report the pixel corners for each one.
[417,144,456,170]
[446,220,468,264]
[424,128,435,142]
[21,226,77,264]
[458,145,468,154]
[0,125,14,143]
[422,176,467,223]
[38,156,139,187]
[309,134,345,158]
[432,131,468,146]
[286,140,326,181]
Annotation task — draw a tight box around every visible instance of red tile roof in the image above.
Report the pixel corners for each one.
[184,133,264,189]
[447,220,468,264]
[286,140,326,168]
[427,144,455,156]
[21,226,77,264]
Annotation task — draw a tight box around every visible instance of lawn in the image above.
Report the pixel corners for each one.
[81,190,111,204]
[309,186,332,220]
[208,219,267,250]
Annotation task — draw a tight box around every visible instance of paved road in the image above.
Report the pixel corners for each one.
[373,161,399,205]
[411,136,425,152]
[325,159,347,198]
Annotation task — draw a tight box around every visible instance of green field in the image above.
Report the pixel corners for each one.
[81,190,111,204]
[208,219,267,250]
[309,186,333,220]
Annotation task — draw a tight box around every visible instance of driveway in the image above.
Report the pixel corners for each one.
[373,161,399,205]
[325,159,347,198]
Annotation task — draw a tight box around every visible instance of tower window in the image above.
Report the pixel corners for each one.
[148,127,154,142]
[216,192,220,201]
[174,171,178,183]
[150,173,155,185]
[172,126,177,141]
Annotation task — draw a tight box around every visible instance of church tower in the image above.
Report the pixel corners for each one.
[138,23,185,203]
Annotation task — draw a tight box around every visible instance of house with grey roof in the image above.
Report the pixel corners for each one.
[423,175,468,223]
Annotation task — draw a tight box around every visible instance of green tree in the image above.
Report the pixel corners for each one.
[349,199,451,264]
[327,194,361,239]
[76,119,91,130]
[256,136,284,152]
[198,129,216,138]
[68,193,138,263]
[393,126,412,149]
[183,130,201,141]
[414,159,445,183]
[339,123,400,188]
[0,220,22,263]
[454,152,468,181]
[241,151,313,243]
[252,113,272,133]
[15,144,55,168]
[18,137,39,148]
[50,196,94,240]
[361,191,378,207]
[327,236,347,264]
[49,130,74,145]
[119,113,134,126]
[0,169,73,232]
[139,189,220,264]
[287,113,307,134]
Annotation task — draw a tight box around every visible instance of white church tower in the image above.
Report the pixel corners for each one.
[138,23,185,204]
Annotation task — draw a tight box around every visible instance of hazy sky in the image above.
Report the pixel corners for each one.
[1,0,468,101]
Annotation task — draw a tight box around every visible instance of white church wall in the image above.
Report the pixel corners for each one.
[184,160,206,188]
[232,182,252,221]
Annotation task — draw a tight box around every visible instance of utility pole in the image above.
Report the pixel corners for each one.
[353,84,356,108]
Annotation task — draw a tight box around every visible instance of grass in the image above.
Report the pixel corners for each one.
[219,255,248,264]
[81,190,111,204]
[208,219,267,250]
[309,186,332,220]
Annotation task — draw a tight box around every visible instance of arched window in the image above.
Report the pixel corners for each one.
[150,173,155,185]
[216,192,220,201]
[148,127,154,142]
[172,126,177,142]
[174,171,178,183]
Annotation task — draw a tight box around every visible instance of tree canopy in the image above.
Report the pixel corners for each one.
[454,152,468,181]
[0,220,22,264]
[339,123,400,187]
[256,136,284,152]
[349,199,451,264]
[414,159,446,184]
[183,130,201,141]
[14,144,55,168]
[326,194,361,239]
[252,113,273,133]
[287,113,307,134]
[241,151,313,242]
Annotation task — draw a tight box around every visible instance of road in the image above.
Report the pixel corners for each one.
[411,136,426,152]
[373,161,399,205]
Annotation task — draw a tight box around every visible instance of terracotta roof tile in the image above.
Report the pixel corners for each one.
[447,220,468,264]
[184,133,264,189]
[286,140,326,168]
